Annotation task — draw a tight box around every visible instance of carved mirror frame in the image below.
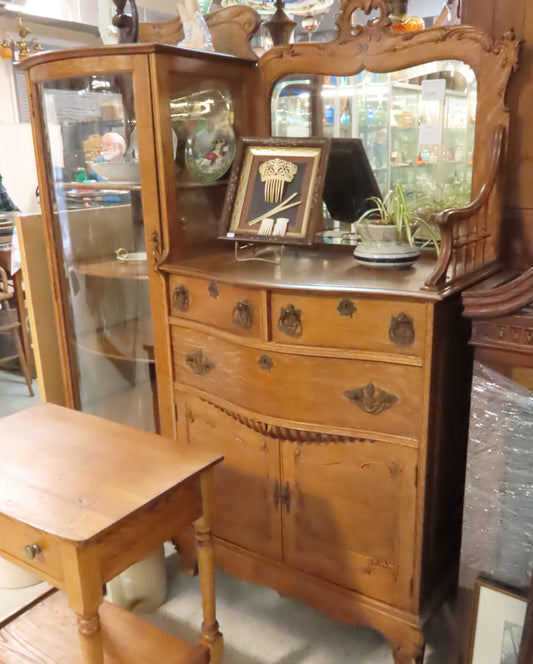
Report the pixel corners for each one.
[258,0,519,292]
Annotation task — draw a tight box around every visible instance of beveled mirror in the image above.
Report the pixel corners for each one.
[259,0,519,291]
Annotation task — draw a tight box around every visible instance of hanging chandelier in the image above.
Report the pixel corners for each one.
[1,15,42,62]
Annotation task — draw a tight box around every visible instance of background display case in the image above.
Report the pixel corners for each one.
[271,60,476,202]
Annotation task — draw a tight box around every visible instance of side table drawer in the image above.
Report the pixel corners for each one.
[0,513,62,583]
[271,292,428,356]
[169,275,265,338]
[172,325,425,441]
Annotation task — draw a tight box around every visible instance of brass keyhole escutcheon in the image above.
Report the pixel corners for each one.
[337,299,357,317]
[258,354,274,370]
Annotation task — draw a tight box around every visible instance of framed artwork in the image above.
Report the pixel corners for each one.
[219,137,330,245]
[469,576,528,664]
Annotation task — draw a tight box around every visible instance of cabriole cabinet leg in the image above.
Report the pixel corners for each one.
[391,640,425,664]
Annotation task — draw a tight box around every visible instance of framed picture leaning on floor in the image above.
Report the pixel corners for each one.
[469,576,528,664]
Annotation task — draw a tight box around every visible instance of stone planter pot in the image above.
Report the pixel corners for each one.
[354,223,420,269]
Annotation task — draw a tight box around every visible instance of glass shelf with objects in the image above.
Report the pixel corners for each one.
[28,69,157,432]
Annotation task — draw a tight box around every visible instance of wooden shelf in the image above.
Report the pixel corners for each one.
[72,258,149,280]
[176,180,229,189]
[0,591,209,664]
[61,181,141,191]
[76,317,154,362]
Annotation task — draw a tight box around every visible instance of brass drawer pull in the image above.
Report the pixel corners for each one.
[389,313,415,346]
[258,354,274,370]
[208,281,219,298]
[344,383,398,414]
[185,350,215,376]
[24,543,42,560]
[233,300,254,330]
[172,284,189,311]
[278,304,302,337]
[337,299,357,317]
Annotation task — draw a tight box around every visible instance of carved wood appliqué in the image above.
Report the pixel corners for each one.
[344,383,398,414]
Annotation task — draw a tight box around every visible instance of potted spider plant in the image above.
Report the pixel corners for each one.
[352,183,439,268]
[412,176,471,243]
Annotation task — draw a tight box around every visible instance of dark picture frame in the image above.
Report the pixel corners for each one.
[219,137,330,245]
[322,138,382,224]
[468,576,528,664]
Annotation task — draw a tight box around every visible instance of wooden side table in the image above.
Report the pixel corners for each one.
[0,403,223,664]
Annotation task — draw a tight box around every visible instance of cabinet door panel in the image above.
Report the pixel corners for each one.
[179,393,282,561]
[281,439,417,611]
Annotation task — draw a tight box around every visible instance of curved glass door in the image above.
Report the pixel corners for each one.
[39,73,157,432]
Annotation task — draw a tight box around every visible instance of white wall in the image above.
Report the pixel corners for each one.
[0,124,39,214]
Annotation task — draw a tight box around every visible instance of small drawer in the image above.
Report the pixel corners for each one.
[0,513,62,584]
[169,275,265,338]
[172,326,425,441]
[271,293,428,356]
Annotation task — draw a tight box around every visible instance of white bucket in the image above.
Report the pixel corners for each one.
[0,558,41,589]
[106,546,167,613]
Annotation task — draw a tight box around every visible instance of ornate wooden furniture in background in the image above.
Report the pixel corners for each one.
[463,265,533,377]
[138,5,261,60]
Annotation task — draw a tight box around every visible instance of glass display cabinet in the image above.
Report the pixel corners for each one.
[21,45,258,436]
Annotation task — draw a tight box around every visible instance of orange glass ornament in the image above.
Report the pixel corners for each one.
[0,40,13,59]
[390,15,425,32]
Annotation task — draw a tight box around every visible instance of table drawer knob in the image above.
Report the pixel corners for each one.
[23,543,41,560]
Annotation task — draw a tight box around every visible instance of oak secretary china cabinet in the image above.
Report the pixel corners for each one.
[21,2,518,662]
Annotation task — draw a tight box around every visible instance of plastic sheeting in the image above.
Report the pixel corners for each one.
[460,361,533,589]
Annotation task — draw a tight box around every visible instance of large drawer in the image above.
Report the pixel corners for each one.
[0,513,62,584]
[172,325,425,441]
[271,292,428,357]
[168,275,265,338]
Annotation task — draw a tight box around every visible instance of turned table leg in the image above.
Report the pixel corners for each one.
[76,611,104,664]
[194,469,223,664]
[61,544,105,664]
